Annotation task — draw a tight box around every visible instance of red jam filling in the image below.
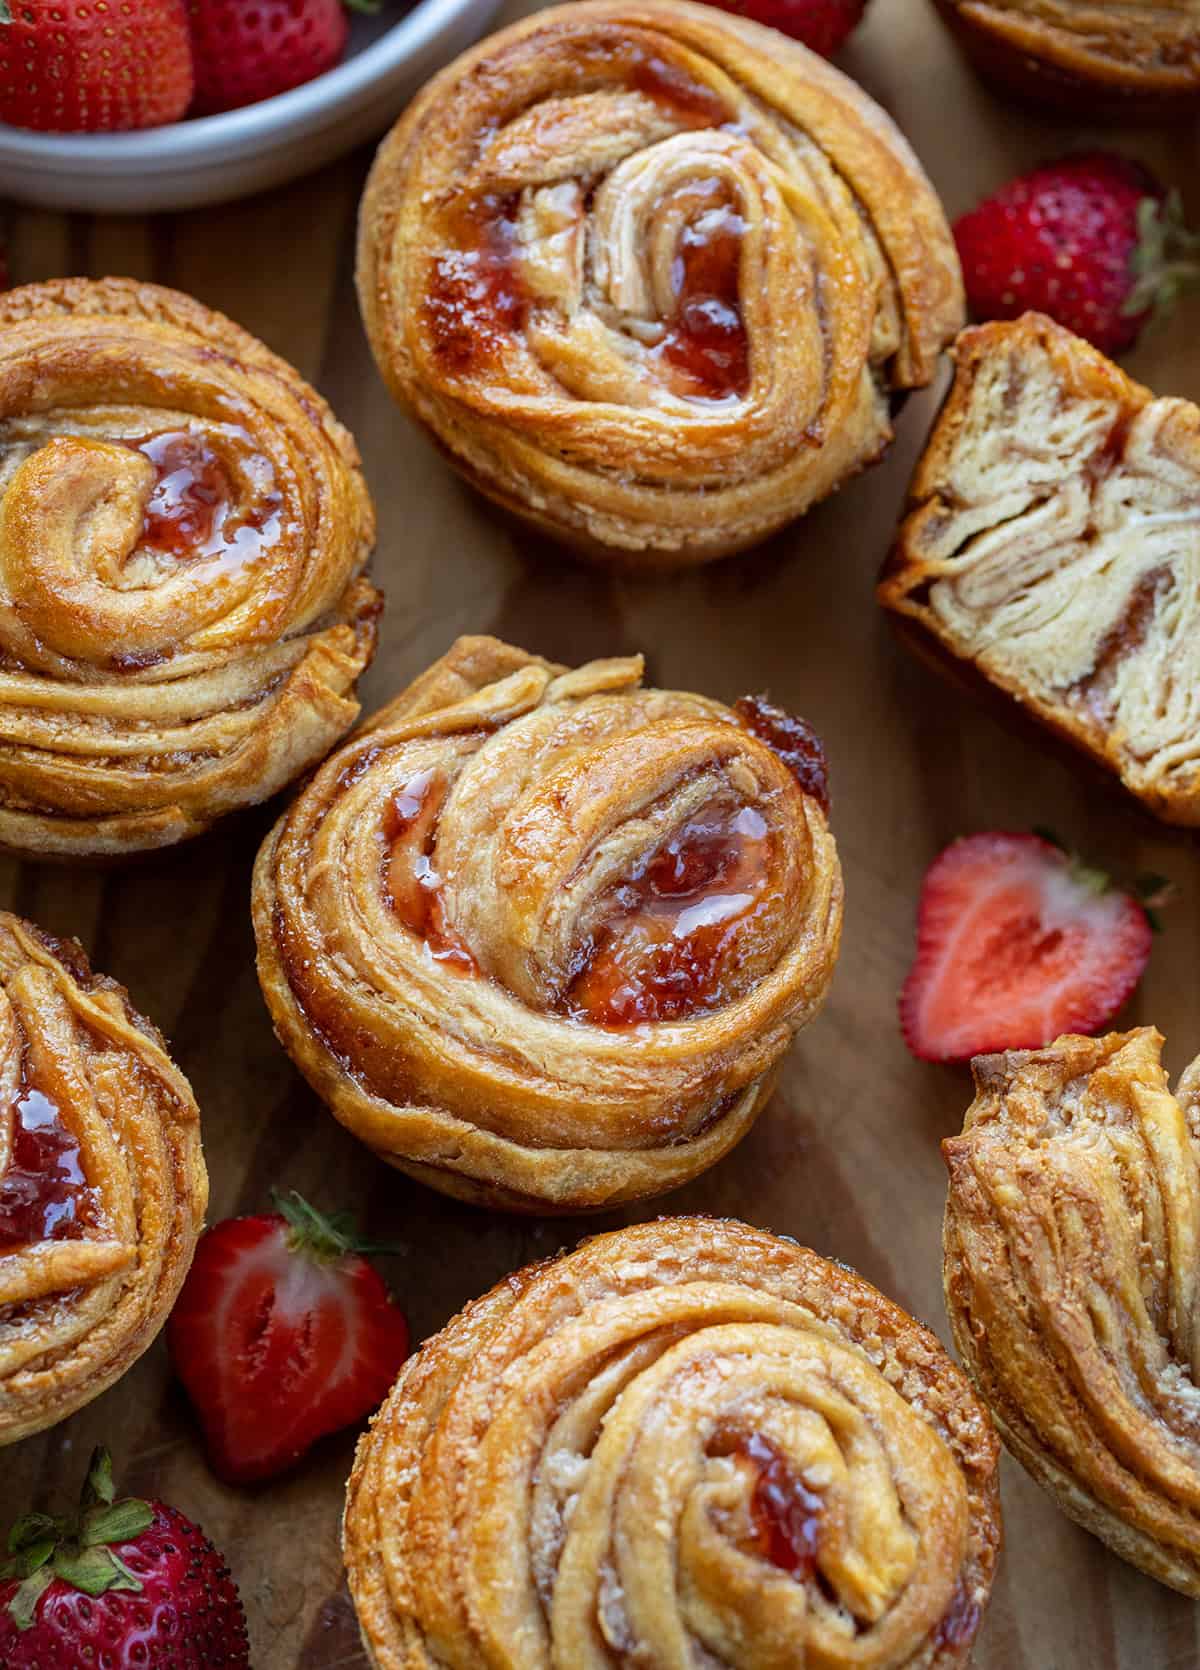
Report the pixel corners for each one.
[424,193,529,374]
[0,1089,90,1251]
[655,180,749,401]
[627,49,729,127]
[722,1432,824,1577]
[565,803,770,1025]
[735,695,830,814]
[128,430,279,567]
[382,770,477,974]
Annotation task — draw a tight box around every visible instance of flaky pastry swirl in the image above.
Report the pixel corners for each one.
[944,1027,1200,1594]
[933,0,1200,119]
[0,912,205,1444]
[357,0,963,566]
[880,313,1200,825]
[253,635,842,1212]
[0,277,379,859]
[344,1216,1002,1669]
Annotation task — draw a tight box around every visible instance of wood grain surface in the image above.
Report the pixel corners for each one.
[6,2,1200,1664]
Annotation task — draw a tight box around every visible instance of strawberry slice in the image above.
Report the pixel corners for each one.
[167,1192,409,1485]
[900,833,1153,1065]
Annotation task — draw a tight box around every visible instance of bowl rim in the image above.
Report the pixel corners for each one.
[0,0,472,161]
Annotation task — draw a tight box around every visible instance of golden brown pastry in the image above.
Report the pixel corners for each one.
[0,277,380,859]
[880,312,1200,825]
[933,0,1200,121]
[253,635,842,1212]
[944,1027,1200,1594]
[344,1216,1003,1669]
[356,0,964,568]
[0,912,205,1444]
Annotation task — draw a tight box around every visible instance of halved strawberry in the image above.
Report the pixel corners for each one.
[167,1192,409,1485]
[900,832,1153,1065]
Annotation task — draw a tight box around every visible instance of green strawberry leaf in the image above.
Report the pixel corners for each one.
[0,1537,54,1580]
[81,1448,116,1510]
[0,3,11,25]
[1031,825,1067,852]
[7,1513,57,1554]
[81,1500,154,1548]
[1125,191,1200,321]
[273,1189,402,1262]
[7,1565,53,1632]
[53,1545,141,1596]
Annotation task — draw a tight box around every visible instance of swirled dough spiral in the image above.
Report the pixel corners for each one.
[880,313,1200,825]
[0,912,205,1444]
[344,1216,1002,1668]
[253,635,842,1211]
[356,0,963,567]
[944,1027,1200,1594]
[0,277,380,859]
[933,0,1200,119]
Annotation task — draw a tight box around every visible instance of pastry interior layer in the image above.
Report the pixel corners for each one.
[944,1027,1200,1596]
[934,0,1200,111]
[880,312,1200,825]
[0,912,205,1444]
[253,634,842,1211]
[344,1216,1002,1669]
[0,277,380,859]
[356,0,963,565]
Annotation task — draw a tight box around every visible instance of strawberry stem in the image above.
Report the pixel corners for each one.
[1124,191,1200,321]
[271,1189,402,1262]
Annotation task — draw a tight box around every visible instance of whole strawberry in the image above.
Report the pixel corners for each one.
[954,152,1200,356]
[0,1448,249,1667]
[0,0,193,132]
[188,0,359,115]
[700,0,868,53]
[168,1190,410,1484]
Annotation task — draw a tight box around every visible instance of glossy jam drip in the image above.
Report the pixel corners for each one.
[746,1435,825,1577]
[382,770,477,974]
[735,695,830,814]
[424,193,529,374]
[138,431,229,555]
[656,180,749,401]
[566,803,769,1025]
[0,1089,90,1251]
[127,430,279,568]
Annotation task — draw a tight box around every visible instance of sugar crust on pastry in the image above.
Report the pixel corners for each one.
[0,277,380,859]
[357,0,964,567]
[344,1216,1002,1668]
[944,1027,1200,1594]
[253,635,842,1213]
[0,912,206,1444]
[880,312,1200,824]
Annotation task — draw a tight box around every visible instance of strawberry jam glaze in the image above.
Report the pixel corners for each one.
[735,695,830,814]
[128,430,280,565]
[0,1088,90,1251]
[566,802,771,1025]
[420,43,749,397]
[710,1430,825,1576]
[382,770,478,974]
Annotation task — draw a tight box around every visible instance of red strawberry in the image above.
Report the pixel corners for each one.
[0,1447,249,1667]
[900,832,1154,1065]
[954,152,1200,357]
[0,0,193,132]
[168,1190,410,1484]
[187,0,358,115]
[698,0,868,55]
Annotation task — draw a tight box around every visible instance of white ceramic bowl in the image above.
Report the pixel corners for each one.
[0,0,501,214]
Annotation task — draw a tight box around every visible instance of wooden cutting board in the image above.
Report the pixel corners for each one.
[7,1,1199,1663]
